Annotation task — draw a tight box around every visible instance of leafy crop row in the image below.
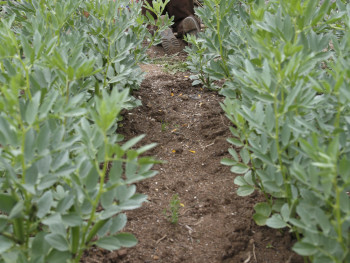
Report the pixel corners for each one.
[0,0,171,262]
[187,0,350,262]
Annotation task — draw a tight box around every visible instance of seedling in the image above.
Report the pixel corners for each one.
[161,121,168,132]
[163,194,182,224]
[266,243,274,249]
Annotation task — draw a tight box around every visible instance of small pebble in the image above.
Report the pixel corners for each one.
[118,249,127,258]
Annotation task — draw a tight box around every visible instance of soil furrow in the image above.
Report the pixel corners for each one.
[82,51,303,263]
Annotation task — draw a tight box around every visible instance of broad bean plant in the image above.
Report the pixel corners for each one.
[188,0,350,262]
[0,0,170,262]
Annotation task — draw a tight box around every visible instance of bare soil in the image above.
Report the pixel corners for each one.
[82,45,304,263]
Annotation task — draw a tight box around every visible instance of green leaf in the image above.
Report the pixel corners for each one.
[240,147,250,164]
[24,129,35,162]
[230,163,250,174]
[221,158,237,166]
[45,249,71,263]
[45,233,69,252]
[9,201,24,219]
[63,107,87,117]
[0,116,17,145]
[51,151,69,171]
[254,202,271,217]
[265,105,274,133]
[115,185,136,203]
[25,163,38,189]
[228,148,239,162]
[33,30,42,57]
[42,213,62,226]
[62,212,82,227]
[227,137,244,147]
[339,191,350,214]
[115,233,137,248]
[0,216,7,232]
[121,135,145,151]
[37,191,53,218]
[36,123,50,153]
[234,176,247,186]
[20,34,33,61]
[280,203,290,222]
[236,185,255,196]
[136,143,157,154]
[338,156,350,182]
[0,236,13,253]
[261,59,271,87]
[25,92,41,125]
[95,236,121,251]
[118,196,147,211]
[0,194,17,214]
[281,123,291,147]
[101,189,116,209]
[109,160,122,184]
[263,181,282,193]
[39,91,59,119]
[265,214,287,229]
[292,242,317,256]
[109,214,127,235]
[244,171,254,185]
[253,213,268,226]
[31,232,50,258]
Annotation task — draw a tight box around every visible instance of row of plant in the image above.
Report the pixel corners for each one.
[0,0,173,262]
[187,0,350,262]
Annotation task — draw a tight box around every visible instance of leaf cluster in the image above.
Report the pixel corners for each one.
[189,0,350,262]
[0,0,166,262]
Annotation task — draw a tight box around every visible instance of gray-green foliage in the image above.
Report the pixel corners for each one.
[186,0,249,90]
[0,0,168,262]
[189,0,350,262]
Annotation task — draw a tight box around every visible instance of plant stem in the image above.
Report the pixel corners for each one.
[273,90,292,206]
[215,2,229,78]
[75,136,110,262]
[103,24,112,91]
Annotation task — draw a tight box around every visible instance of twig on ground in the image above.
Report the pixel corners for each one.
[155,234,167,245]
[253,242,257,262]
[243,252,252,263]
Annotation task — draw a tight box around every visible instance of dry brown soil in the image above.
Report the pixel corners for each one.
[82,46,304,263]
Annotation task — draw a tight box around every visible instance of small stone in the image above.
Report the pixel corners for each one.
[118,249,127,258]
[153,255,160,260]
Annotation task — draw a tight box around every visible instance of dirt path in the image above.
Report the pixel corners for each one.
[82,48,303,263]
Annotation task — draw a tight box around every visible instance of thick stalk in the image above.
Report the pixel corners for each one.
[13,218,25,244]
[273,91,292,206]
[332,92,345,252]
[71,226,80,256]
[66,77,70,103]
[75,136,110,262]
[103,25,112,91]
[215,2,229,78]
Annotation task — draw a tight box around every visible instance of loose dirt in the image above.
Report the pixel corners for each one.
[82,45,304,263]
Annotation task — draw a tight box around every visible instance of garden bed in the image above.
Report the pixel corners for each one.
[81,46,303,263]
